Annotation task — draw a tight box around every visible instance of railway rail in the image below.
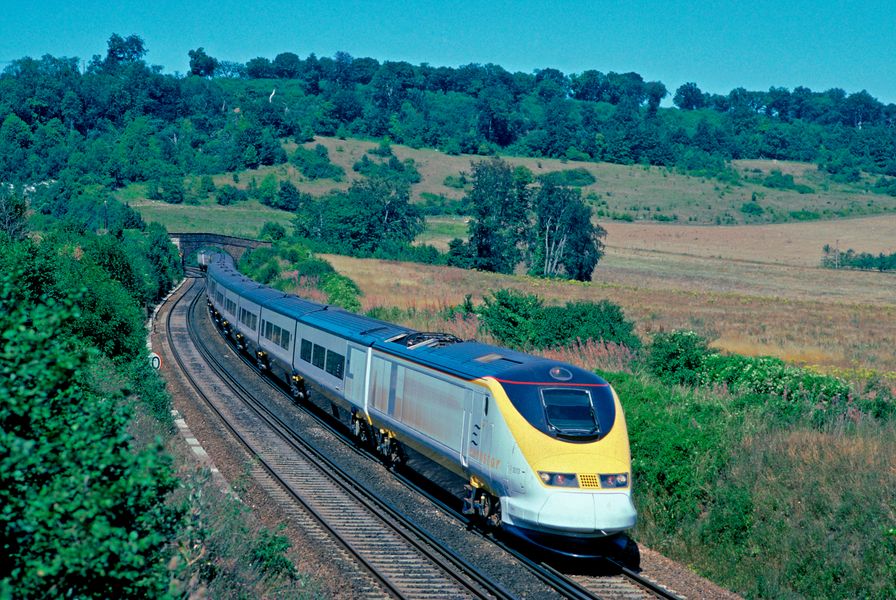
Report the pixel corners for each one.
[164,271,685,599]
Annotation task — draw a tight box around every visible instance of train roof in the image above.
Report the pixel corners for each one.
[300,308,412,344]
[374,337,604,384]
[207,250,608,386]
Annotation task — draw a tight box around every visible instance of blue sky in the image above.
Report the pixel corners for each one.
[3,1,894,103]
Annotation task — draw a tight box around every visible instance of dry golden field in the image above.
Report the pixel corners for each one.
[323,212,896,374]
[601,215,896,267]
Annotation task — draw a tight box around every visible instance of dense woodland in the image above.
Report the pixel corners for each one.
[2,34,896,193]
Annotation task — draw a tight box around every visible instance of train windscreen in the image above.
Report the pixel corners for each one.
[541,388,599,437]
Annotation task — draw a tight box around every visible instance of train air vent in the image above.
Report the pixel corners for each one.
[475,353,504,363]
[475,353,523,365]
[578,474,600,489]
[388,332,463,349]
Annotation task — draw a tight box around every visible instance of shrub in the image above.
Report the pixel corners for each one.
[259,221,286,241]
[216,184,248,205]
[443,173,467,189]
[645,330,711,386]
[291,145,345,181]
[537,167,596,187]
[320,273,362,312]
[249,528,298,580]
[699,354,851,406]
[419,192,467,215]
[478,289,544,349]
[740,200,764,216]
[477,290,640,351]
[539,301,641,351]
[353,153,421,186]
[762,170,814,193]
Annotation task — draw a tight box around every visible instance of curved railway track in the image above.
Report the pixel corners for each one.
[164,271,685,599]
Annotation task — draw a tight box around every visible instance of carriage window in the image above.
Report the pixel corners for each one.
[239,308,257,331]
[300,339,313,362]
[312,344,326,369]
[325,350,345,379]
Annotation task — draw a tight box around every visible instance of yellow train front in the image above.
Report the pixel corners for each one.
[467,360,636,555]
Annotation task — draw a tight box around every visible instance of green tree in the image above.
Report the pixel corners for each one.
[530,183,606,281]
[188,47,218,78]
[0,189,28,240]
[275,180,305,211]
[259,221,286,241]
[294,177,422,254]
[673,82,707,110]
[465,158,532,273]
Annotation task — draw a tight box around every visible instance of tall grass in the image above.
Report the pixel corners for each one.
[539,339,635,373]
[614,369,896,599]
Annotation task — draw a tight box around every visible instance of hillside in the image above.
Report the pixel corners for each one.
[289,137,896,225]
[123,135,896,239]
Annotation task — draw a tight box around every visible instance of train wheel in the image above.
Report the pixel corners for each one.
[478,491,502,530]
[387,439,405,469]
[289,379,305,401]
[351,416,370,446]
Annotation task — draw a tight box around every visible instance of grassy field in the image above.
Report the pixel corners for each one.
[315,137,896,224]
[120,183,293,238]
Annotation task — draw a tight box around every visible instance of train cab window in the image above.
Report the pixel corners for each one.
[541,389,600,439]
[300,339,313,363]
[325,350,345,379]
[311,344,326,369]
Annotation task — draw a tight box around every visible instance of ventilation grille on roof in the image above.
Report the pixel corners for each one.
[387,332,463,349]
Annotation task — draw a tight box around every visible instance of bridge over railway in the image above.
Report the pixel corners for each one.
[168,232,270,264]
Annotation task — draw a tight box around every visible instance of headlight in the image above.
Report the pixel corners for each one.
[538,471,579,488]
[599,473,629,488]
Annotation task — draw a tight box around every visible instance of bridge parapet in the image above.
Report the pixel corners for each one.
[169,232,271,264]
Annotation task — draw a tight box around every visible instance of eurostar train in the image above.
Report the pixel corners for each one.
[203,251,637,554]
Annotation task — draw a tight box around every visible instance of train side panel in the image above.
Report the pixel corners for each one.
[290,323,350,405]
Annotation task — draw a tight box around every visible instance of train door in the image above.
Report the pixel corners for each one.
[344,346,368,409]
[464,392,493,480]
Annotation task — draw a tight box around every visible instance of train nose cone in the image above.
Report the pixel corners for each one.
[594,493,638,534]
[538,492,596,532]
[538,492,637,534]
